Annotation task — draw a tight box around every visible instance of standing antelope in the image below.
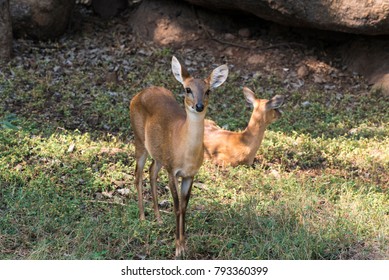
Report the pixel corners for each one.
[130,56,228,258]
[204,87,284,167]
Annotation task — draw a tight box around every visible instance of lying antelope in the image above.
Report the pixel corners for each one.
[130,56,228,258]
[204,87,284,167]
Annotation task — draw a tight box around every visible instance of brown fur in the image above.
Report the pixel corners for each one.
[129,56,228,258]
[204,87,284,167]
[131,86,205,176]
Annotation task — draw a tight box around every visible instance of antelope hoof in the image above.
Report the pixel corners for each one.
[175,243,186,259]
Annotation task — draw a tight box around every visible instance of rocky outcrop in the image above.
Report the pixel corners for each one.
[130,0,236,46]
[10,0,75,40]
[183,0,389,35]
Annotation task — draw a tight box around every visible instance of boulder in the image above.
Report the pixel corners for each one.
[130,0,236,46]
[10,0,75,40]
[182,0,389,35]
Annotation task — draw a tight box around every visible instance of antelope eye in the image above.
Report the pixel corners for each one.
[185,88,192,94]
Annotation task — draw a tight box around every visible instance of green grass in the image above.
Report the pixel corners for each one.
[1,43,388,259]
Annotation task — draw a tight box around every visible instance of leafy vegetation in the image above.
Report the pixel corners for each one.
[1,24,388,259]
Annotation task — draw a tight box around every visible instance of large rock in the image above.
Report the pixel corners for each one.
[10,0,75,40]
[183,0,389,35]
[130,0,236,46]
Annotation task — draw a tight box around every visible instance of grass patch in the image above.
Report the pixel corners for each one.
[1,40,388,259]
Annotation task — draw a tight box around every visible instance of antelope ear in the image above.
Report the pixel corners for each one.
[242,87,256,105]
[208,64,228,89]
[266,95,285,111]
[172,56,190,85]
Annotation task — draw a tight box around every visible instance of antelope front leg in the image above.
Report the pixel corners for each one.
[167,172,181,258]
[177,176,194,258]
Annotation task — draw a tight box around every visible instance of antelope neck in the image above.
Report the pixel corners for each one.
[177,109,205,152]
[242,111,267,148]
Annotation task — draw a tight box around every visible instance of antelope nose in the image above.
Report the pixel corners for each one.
[195,103,204,112]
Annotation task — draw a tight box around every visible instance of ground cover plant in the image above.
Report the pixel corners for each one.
[0,8,388,260]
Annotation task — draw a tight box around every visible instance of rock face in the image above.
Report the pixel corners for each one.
[10,0,75,40]
[183,0,389,35]
[130,0,236,46]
